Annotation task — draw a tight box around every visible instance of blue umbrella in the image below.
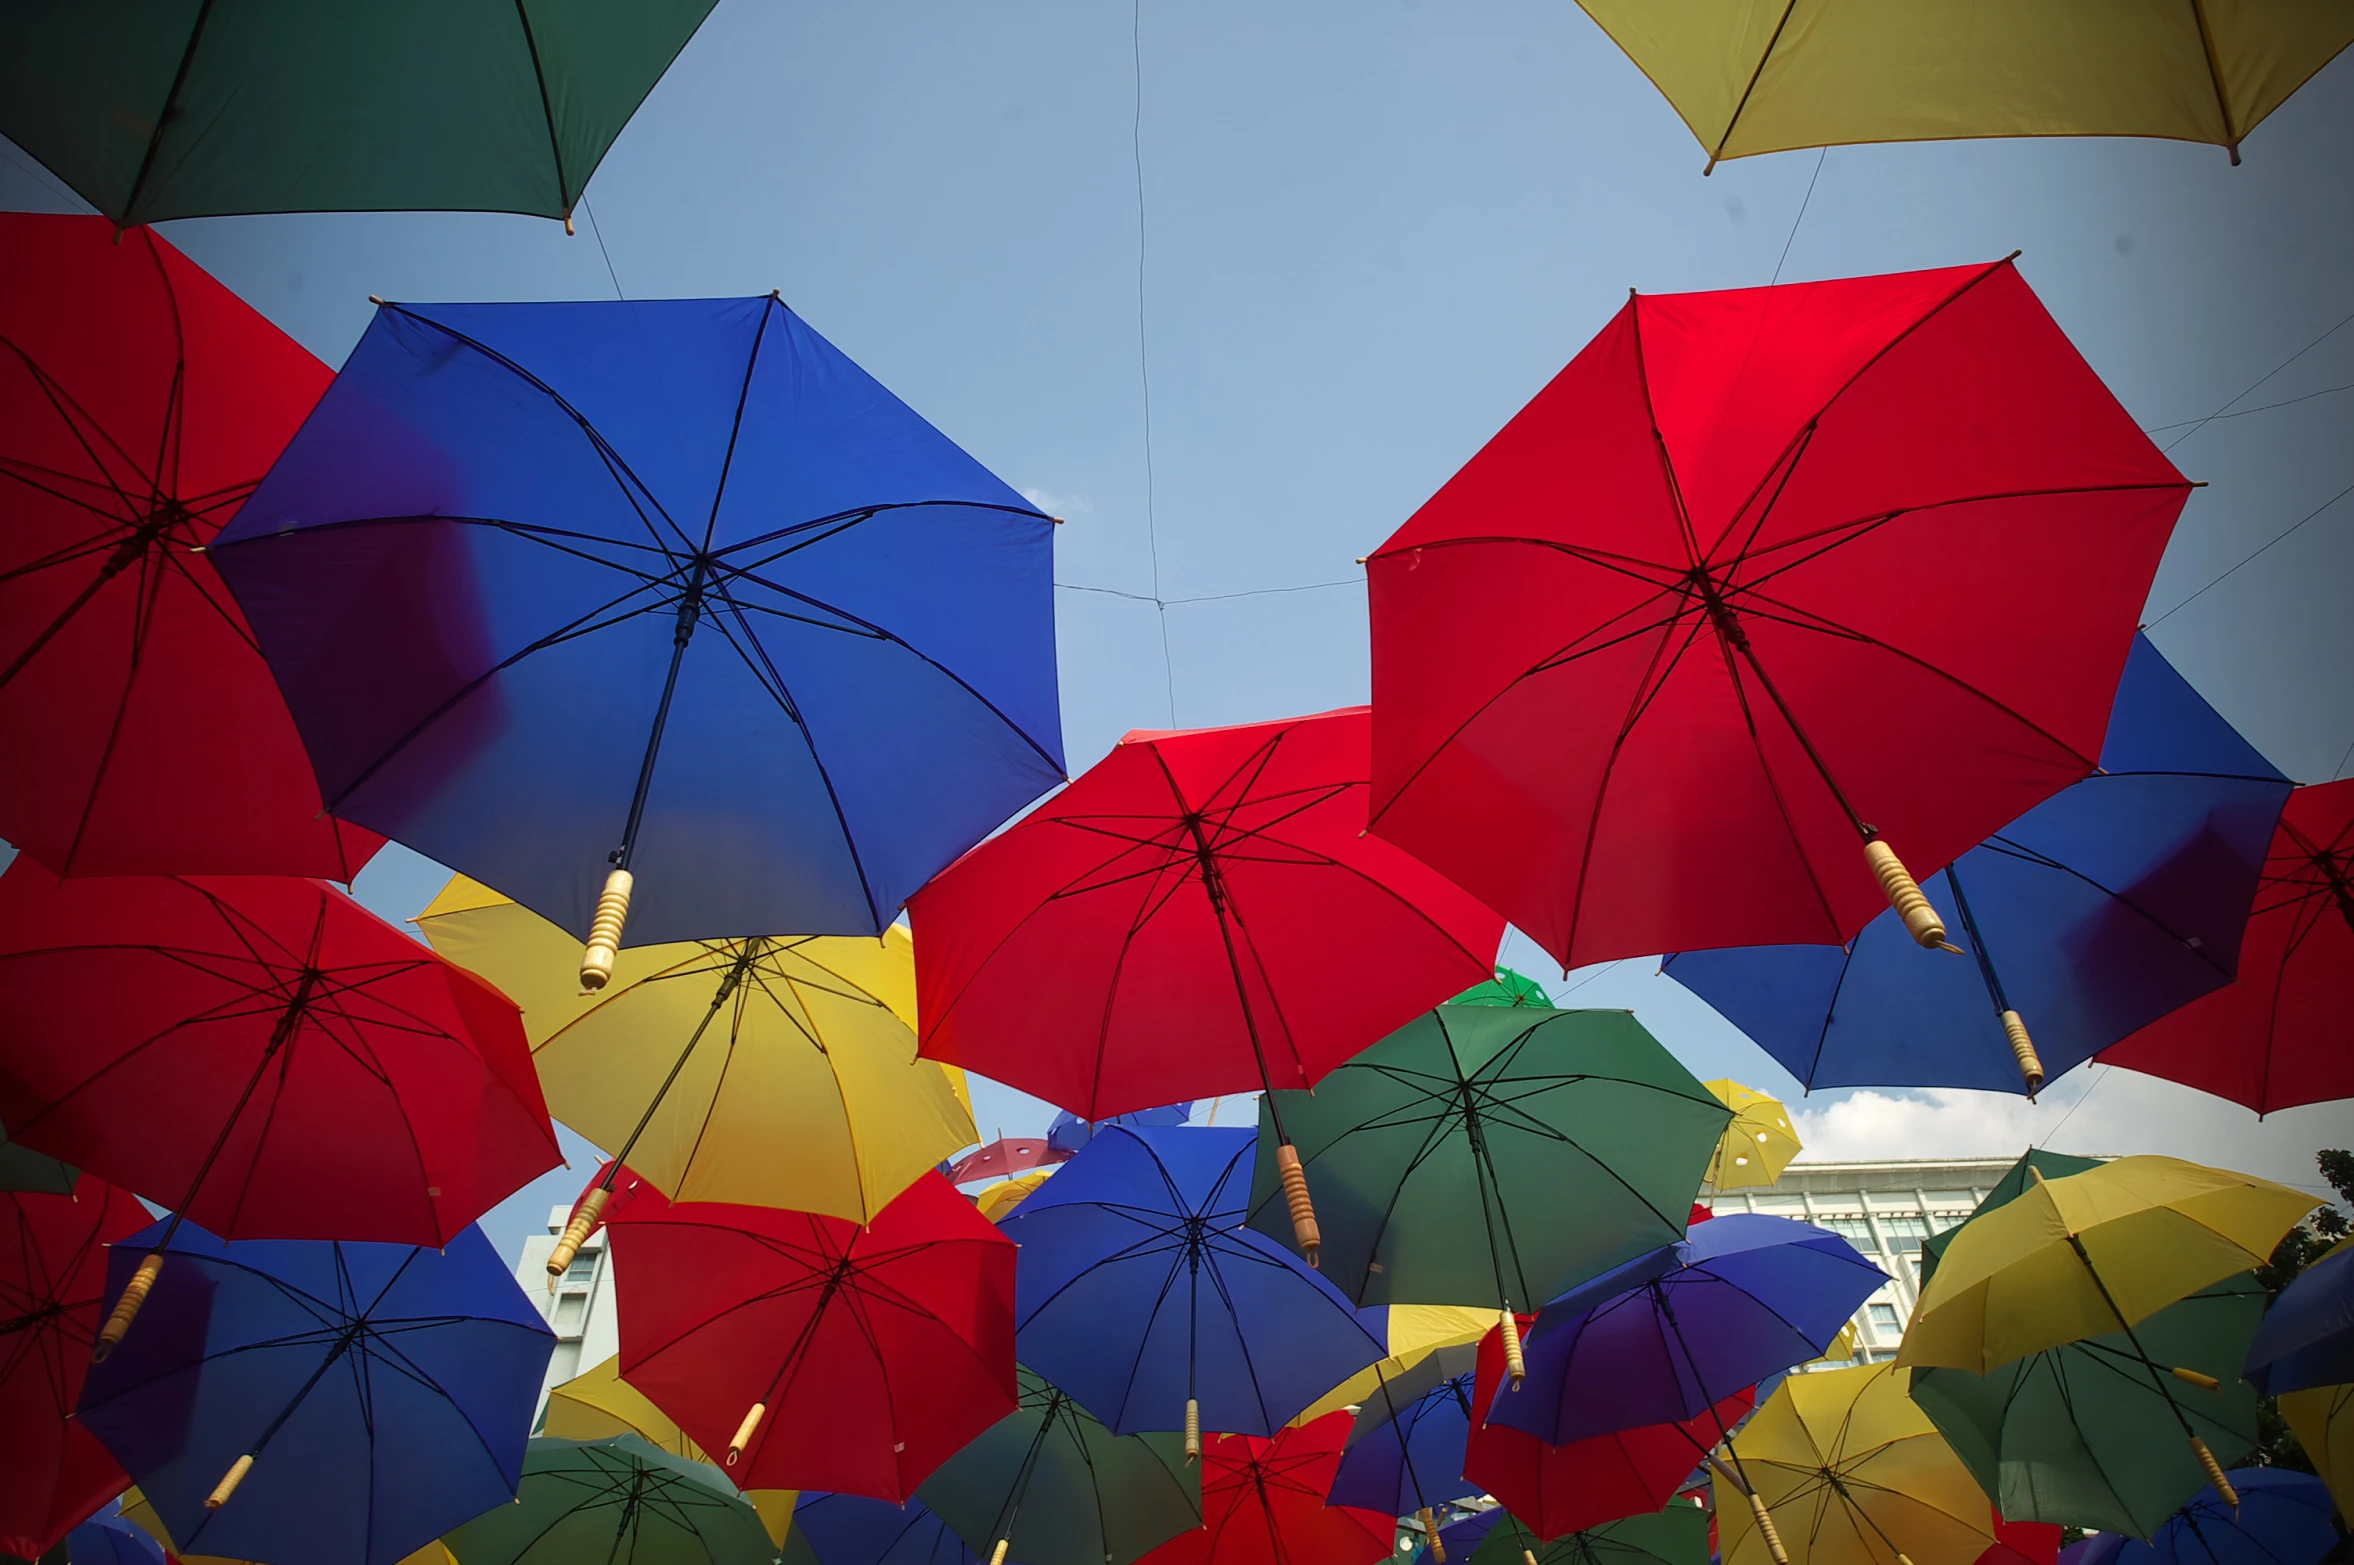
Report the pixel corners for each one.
[1328,1345,1481,1517]
[795,1492,977,1565]
[1489,1215,1884,1447]
[1002,1125,1384,1439]
[211,295,1064,976]
[67,1515,165,1565]
[1045,1103,1196,1159]
[2069,1470,2338,1565]
[76,1219,553,1565]
[2245,1237,2354,1396]
[1667,636,2291,1096]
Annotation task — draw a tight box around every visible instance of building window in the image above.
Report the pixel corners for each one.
[1819,1215,1876,1246]
[1868,1303,1902,1334]
[1877,1214,1931,1251]
[553,1291,589,1335]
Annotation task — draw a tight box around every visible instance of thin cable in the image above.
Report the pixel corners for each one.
[579,196,626,301]
[1769,148,1827,287]
[2161,306,2354,453]
[1054,577,1358,605]
[2143,381,2354,434]
[2145,474,2354,627]
[1133,0,1176,726]
[2035,1064,2109,1148]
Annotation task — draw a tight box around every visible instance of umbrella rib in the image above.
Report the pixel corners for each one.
[716,497,1056,572]
[0,339,161,513]
[1708,604,1850,930]
[51,535,172,874]
[1973,831,2243,983]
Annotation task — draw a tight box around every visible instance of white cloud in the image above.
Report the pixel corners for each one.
[1021,486,1092,518]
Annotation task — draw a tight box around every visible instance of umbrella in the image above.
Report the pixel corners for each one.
[794,1493,975,1565]
[1701,1082,1801,1192]
[541,1359,798,1547]
[117,1489,460,1565]
[69,1515,165,1565]
[947,1141,1066,1186]
[0,872,559,1352]
[1462,1508,1708,1565]
[1452,968,1555,1008]
[911,708,1504,1253]
[1567,4,2354,169]
[443,1436,777,1565]
[1492,1215,1885,1447]
[0,6,718,225]
[1047,1104,1195,1159]
[1293,1306,1497,1426]
[916,1367,1201,1565]
[0,1117,75,1195]
[1242,1006,1727,1326]
[1716,1363,1999,1565]
[1978,1518,2063,1565]
[2067,1470,2340,1565]
[210,295,1065,984]
[414,877,973,1271]
[610,1170,1017,1502]
[976,1171,1057,1223]
[1365,259,2188,972]
[2246,1236,2354,1395]
[1667,636,2291,1097]
[0,213,375,881]
[1001,1126,1384,1444]
[1326,1346,1481,1524]
[2277,1383,2351,1520]
[2100,779,2354,1114]
[0,1176,145,1559]
[1917,1150,2102,1280]
[1131,1414,1394,1565]
[76,1220,554,1565]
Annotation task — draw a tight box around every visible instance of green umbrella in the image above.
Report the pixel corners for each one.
[1243,1007,1729,1316]
[0,1115,74,1194]
[0,2,715,227]
[1916,1148,2101,1283]
[1467,1507,1708,1565]
[915,1368,1199,1565]
[445,1436,788,1565]
[1451,967,1555,1009]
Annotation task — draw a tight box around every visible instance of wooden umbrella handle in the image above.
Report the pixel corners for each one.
[1863,840,1952,951]
[1184,1397,1201,1463]
[2189,1436,2239,1506]
[1420,1510,1444,1563]
[727,1401,767,1466]
[206,1454,255,1511]
[2172,1366,2221,1391]
[94,1252,165,1362]
[1275,1143,1319,1265]
[2000,1011,2045,1096]
[546,1185,613,1280]
[989,1541,1010,1565]
[1746,1491,1790,1565]
[579,869,634,990]
[1500,1307,1526,1390]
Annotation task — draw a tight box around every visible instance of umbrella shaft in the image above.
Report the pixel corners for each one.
[615,557,712,868]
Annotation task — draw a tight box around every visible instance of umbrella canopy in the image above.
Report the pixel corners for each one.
[946,1141,1065,1186]
[1570,3,2354,169]
[1002,1126,1384,1439]
[2277,1383,2352,1520]
[2067,1471,2340,1565]
[443,1436,777,1565]
[0,1117,75,1195]
[1293,1306,1497,1427]
[1453,967,1555,1008]
[0,213,374,881]
[69,1515,166,1565]
[1047,1104,1195,1159]
[118,1489,460,1565]
[1918,1151,2102,1278]
[0,1176,145,1560]
[1132,1415,1394,1565]
[917,1367,1201,1565]
[794,1493,975,1565]
[1243,1006,1726,1310]
[77,1221,553,1565]
[1702,1082,1801,1191]
[1494,1216,1885,1446]
[1717,1363,1999,1565]
[976,1170,1057,1223]
[2100,779,2354,1114]
[541,1359,798,1547]
[611,1171,1017,1502]
[1327,1346,1481,1516]
[0,4,717,225]
[1366,259,2187,971]
[210,295,1064,974]
[2246,1236,2354,1395]
[1464,1508,1709,1565]
[1668,636,2291,1098]
[1978,1518,2064,1565]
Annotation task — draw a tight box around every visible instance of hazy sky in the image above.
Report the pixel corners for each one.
[7,2,2349,1260]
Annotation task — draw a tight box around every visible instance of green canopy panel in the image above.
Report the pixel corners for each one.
[446,1435,785,1565]
[1470,1506,1710,1565]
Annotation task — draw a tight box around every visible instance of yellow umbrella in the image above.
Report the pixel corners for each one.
[974,1167,1057,1222]
[1715,1362,1997,1565]
[543,1358,798,1546]
[120,1490,458,1565]
[1704,1080,1802,1191]
[1290,1305,1496,1426]
[1573,3,2354,170]
[2281,1382,2351,1521]
[416,876,976,1270]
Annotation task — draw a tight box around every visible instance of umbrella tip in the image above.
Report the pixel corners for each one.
[368,295,385,306]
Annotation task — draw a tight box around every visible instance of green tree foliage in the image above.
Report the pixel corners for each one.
[2252,1150,2353,1473]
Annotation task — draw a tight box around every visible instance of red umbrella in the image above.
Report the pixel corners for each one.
[610,1169,1016,1503]
[0,1174,148,1558]
[1366,259,2188,970]
[1134,1413,1393,1565]
[2098,778,2354,1113]
[1977,1514,2062,1565]
[944,1137,1065,1185]
[1463,1313,1754,1540]
[0,213,379,880]
[0,872,558,1351]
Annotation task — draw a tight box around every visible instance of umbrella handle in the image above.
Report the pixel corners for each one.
[1863,840,1954,952]
[1184,1397,1201,1463]
[1524,1554,1540,1565]
[2172,1366,2221,1391]
[1499,1308,1526,1390]
[2189,1436,2239,1506]
[579,869,634,991]
[1421,1510,1445,1563]
[93,1252,165,1362]
[990,1542,1010,1565]
[206,1454,254,1511]
[1999,1011,2045,1097]
[728,1401,767,1465]
[1746,1492,1790,1565]
[1275,1143,1321,1266]
[547,1186,613,1280]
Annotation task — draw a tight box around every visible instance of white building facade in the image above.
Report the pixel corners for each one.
[510,1203,623,1414]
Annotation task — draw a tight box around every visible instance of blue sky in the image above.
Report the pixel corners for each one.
[7,2,2349,1259]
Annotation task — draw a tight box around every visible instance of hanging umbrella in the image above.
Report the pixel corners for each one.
[1131,1414,1394,1565]
[2067,1470,2340,1565]
[0,213,376,881]
[444,1436,778,1565]
[1702,1082,1801,1191]
[911,708,1504,1254]
[118,1488,461,1565]
[976,1170,1058,1223]
[2245,1237,2354,1395]
[1366,259,2188,972]
[1047,1104,1195,1159]
[1242,1005,1727,1328]
[209,294,1065,985]
[69,1515,166,1565]
[1917,1150,2102,1278]
[1668,636,2292,1098]
[795,1493,975,1565]
[1001,1126,1384,1445]
[1567,4,2353,169]
[0,872,559,1352]
[2100,780,2354,1114]
[611,1170,1017,1503]
[1326,1345,1481,1531]
[0,1116,75,1195]
[947,1141,1066,1186]
[76,1220,553,1565]
[414,876,973,1272]
[1978,1517,2063,1565]
[0,1175,145,1560]
[1716,1363,1999,1565]
[1294,1306,1497,1427]
[917,1367,1201,1565]
[0,6,718,226]
[1461,1507,1708,1565]
[2277,1383,2351,1520]
[1453,968,1555,1008]
[541,1359,799,1548]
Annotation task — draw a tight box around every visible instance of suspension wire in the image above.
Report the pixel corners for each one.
[1133,0,1176,726]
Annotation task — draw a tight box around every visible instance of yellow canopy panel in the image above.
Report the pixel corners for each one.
[1704,1079,1802,1190]
[1291,1305,1496,1426]
[544,1358,798,1546]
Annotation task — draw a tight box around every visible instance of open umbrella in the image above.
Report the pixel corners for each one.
[912,709,1504,1254]
[917,1367,1201,1565]
[0,1117,75,1195]
[1326,1346,1481,1530]
[0,213,374,882]
[68,1515,166,1565]
[1568,3,2354,169]
[77,1220,553,1565]
[1132,1414,1394,1565]
[1453,968,1555,1009]
[1462,1508,1708,1565]
[2245,1236,2354,1395]
[794,1493,975,1565]
[1668,636,2291,1098]
[947,1141,1065,1187]
[443,1436,777,1565]
[541,1359,798,1547]
[2277,1383,2351,1520]
[1002,1126,1384,1446]
[2100,780,2354,1114]
[2067,1471,2340,1565]
[119,1488,461,1565]
[977,1171,1058,1223]
[0,872,559,1352]
[414,876,974,1272]
[0,5,718,226]
[0,1175,145,1560]
[1047,1104,1195,1160]
[611,1171,1017,1503]
[210,294,1065,984]
[1242,1006,1727,1329]
[1366,259,2188,972]
[1702,1083,1801,1191]
[1293,1306,1497,1427]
